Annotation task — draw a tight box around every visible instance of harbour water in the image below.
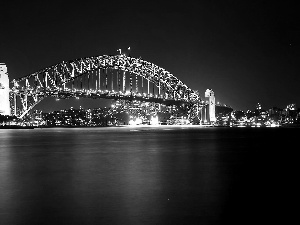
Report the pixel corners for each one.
[0,126,298,225]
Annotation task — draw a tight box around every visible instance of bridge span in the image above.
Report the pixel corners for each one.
[1,54,214,122]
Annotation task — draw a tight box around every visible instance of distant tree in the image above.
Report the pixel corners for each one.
[191,116,200,125]
[0,114,6,123]
[0,114,17,123]
[233,110,245,120]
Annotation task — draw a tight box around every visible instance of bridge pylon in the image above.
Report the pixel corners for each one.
[0,63,11,116]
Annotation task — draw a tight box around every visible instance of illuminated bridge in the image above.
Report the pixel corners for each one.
[9,54,203,119]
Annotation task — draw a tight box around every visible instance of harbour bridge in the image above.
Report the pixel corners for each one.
[7,54,204,120]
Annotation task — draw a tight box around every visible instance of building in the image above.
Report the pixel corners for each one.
[0,63,11,115]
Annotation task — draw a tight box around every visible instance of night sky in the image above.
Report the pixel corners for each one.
[1,0,299,111]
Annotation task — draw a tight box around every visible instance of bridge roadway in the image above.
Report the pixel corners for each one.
[53,89,190,108]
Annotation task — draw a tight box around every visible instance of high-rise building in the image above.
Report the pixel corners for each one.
[205,89,216,122]
[0,63,11,115]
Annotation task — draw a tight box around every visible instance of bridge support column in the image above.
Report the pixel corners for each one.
[152,83,154,96]
[158,80,160,96]
[24,94,28,112]
[130,73,132,93]
[105,69,108,90]
[118,71,121,91]
[141,77,143,94]
[123,71,126,93]
[14,93,17,116]
[147,80,149,96]
[135,74,138,93]
[111,71,113,91]
[98,69,101,90]
[199,105,202,124]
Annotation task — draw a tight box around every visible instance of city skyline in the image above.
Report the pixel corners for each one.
[1,0,299,111]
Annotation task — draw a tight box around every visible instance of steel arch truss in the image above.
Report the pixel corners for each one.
[11,54,201,118]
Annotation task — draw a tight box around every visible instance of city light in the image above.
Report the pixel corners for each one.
[1,56,300,128]
[150,116,159,125]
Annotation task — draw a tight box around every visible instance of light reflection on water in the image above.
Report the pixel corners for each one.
[0,127,297,225]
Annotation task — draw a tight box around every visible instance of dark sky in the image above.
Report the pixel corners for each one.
[1,0,299,111]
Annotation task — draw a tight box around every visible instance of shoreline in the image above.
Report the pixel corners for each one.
[1,124,300,129]
[0,125,35,129]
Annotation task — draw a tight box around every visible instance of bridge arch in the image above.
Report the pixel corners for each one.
[11,54,201,118]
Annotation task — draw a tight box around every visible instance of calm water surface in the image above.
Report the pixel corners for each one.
[0,126,298,225]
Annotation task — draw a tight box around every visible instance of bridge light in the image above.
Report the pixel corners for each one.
[136,118,142,125]
[129,119,136,125]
